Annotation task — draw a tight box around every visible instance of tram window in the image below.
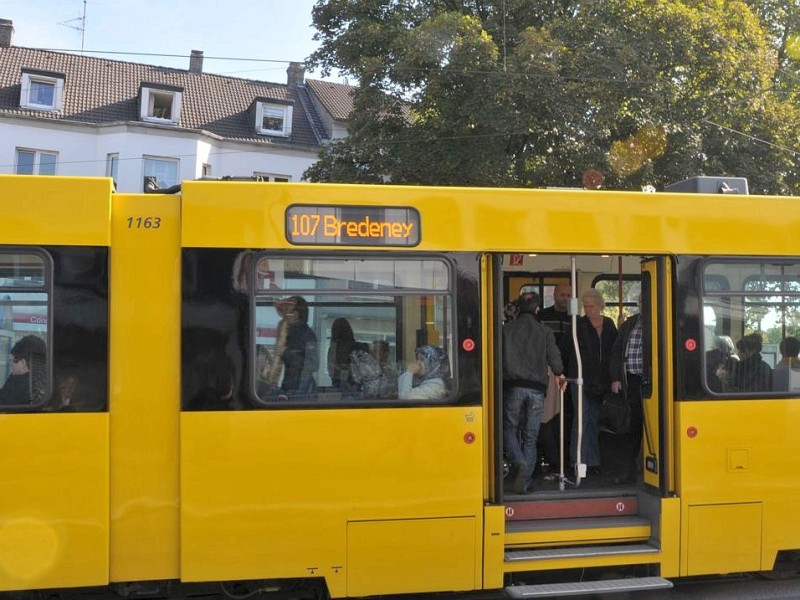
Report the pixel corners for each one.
[702,260,800,395]
[592,275,641,323]
[0,252,51,409]
[252,256,455,406]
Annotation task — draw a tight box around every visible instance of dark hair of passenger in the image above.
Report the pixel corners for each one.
[288,296,309,324]
[11,335,46,363]
[331,318,355,344]
[780,336,800,358]
[330,317,357,368]
[737,333,763,355]
[518,292,541,314]
[187,351,235,411]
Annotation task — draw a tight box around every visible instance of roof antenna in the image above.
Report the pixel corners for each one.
[58,0,87,53]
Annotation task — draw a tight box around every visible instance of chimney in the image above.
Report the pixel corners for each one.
[0,19,13,48]
[189,50,204,74]
[287,61,305,87]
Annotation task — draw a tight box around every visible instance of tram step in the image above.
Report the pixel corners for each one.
[505,542,659,562]
[505,496,639,521]
[505,576,673,598]
[505,516,651,547]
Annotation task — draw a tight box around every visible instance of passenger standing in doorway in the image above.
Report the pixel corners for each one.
[560,289,617,476]
[536,283,572,476]
[503,293,566,494]
[610,296,646,485]
[538,283,572,342]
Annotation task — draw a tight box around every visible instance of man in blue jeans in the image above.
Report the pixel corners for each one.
[503,292,566,494]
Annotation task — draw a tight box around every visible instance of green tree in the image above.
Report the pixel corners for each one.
[305,0,800,194]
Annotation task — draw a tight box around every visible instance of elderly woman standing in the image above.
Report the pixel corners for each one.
[560,288,618,476]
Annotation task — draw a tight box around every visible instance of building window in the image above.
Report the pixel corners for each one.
[106,153,119,187]
[15,149,57,175]
[20,72,64,111]
[254,172,291,182]
[140,87,182,124]
[256,102,292,137]
[143,156,179,191]
[202,163,212,178]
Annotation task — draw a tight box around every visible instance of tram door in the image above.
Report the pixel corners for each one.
[641,257,674,492]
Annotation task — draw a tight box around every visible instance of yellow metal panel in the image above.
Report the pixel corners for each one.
[0,414,108,590]
[677,400,800,574]
[347,517,475,596]
[110,194,181,581]
[482,506,505,590]
[659,497,680,578]
[181,408,483,597]
[182,181,800,256]
[504,523,650,547]
[687,503,761,575]
[0,176,111,246]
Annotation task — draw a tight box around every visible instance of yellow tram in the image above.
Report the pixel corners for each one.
[0,174,797,598]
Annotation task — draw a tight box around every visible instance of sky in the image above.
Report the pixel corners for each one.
[0,0,345,83]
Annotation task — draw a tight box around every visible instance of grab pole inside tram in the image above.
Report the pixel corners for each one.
[569,256,586,485]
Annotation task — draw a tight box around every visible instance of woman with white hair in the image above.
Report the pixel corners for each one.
[560,288,618,477]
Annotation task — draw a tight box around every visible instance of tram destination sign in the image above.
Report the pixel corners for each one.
[285,204,421,247]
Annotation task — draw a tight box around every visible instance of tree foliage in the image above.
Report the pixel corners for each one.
[304,0,800,194]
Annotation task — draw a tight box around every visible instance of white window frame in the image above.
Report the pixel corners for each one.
[256,102,292,137]
[253,172,291,182]
[106,153,120,187]
[140,87,182,124]
[142,156,179,191]
[20,73,64,111]
[15,148,58,175]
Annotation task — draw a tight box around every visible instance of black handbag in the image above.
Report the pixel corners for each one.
[600,391,630,434]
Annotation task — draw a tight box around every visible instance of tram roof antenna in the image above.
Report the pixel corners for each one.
[58,0,87,53]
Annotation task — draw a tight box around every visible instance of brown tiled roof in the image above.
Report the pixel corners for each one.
[0,46,329,148]
[306,78,354,121]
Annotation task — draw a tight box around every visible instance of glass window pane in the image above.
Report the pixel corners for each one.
[39,153,57,176]
[144,158,179,188]
[29,80,55,106]
[252,256,455,406]
[262,106,285,131]
[15,151,35,175]
[254,257,450,294]
[0,254,45,287]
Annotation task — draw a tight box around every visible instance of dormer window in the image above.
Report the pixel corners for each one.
[256,101,292,137]
[20,70,64,111]
[140,85,182,124]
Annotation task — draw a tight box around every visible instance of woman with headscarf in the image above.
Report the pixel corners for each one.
[398,345,449,400]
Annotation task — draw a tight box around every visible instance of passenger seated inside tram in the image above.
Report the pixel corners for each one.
[772,336,800,392]
[0,335,47,406]
[397,345,449,401]
[349,341,398,400]
[705,335,738,393]
[187,351,235,411]
[732,333,772,392]
[327,318,368,392]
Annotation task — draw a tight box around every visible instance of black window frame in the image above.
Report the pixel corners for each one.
[248,251,461,409]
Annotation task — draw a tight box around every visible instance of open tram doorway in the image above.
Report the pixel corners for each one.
[493,253,670,501]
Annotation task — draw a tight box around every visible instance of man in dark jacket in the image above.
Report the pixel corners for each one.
[503,293,566,494]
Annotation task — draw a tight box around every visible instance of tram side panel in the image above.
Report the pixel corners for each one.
[0,176,111,591]
[675,255,800,576]
[178,243,484,598]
